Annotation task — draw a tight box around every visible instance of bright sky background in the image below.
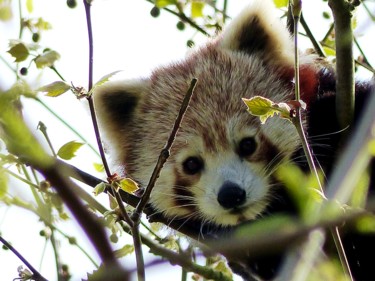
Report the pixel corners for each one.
[1,0,375,280]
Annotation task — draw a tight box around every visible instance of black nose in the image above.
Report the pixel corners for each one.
[217,181,246,209]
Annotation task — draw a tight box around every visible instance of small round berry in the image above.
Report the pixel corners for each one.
[20,67,28,76]
[177,21,185,31]
[110,233,118,243]
[67,0,77,8]
[32,32,40,42]
[322,11,330,19]
[150,6,160,18]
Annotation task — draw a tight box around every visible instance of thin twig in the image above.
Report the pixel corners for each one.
[353,36,373,70]
[129,78,197,281]
[118,221,232,281]
[300,14,326,58]
[110,184,134,227]
[132,78,197,220]
[0,235,49,281]
[83,0,112,178]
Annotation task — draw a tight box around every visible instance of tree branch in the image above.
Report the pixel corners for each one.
[0,235,48,281]
[328,0,356,130]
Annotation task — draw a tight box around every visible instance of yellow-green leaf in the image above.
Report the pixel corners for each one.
[0,90,52,169]
[35,17,51,30]
[26,0,33,13]
[0,169,8,199]
[93,182,107,196]
[35,50,60,68]
[88,70,122,96]
[368,139,375,156]
[356,215,375,233]
[119,178,139,193]
[155,0,177,8]
[0,4,13,21]
[213,260,232,279]
[93,162,105,173]
[273,0,288,8]
[108,194,118,210]
[114,244,134,258]
[191,1,204,18]
[57,141,84,160]
[37,81,71,97]
[323,46,336,57]
[9,80,36,99]
[7,43,29,62]
[242,96,279,124]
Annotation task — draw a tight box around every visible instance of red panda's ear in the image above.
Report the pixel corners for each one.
[93,79,149,138]
[218,0,294,68]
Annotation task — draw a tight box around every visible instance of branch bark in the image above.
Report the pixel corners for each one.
[328,0,357,130]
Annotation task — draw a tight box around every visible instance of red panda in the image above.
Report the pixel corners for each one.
[94,0,374,280]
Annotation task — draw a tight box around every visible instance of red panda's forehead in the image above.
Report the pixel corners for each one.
[145,45,294,153]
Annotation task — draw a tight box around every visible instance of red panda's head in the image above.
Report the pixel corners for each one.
[94,0,320,226]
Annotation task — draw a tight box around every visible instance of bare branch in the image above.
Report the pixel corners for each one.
[328,0,356,130]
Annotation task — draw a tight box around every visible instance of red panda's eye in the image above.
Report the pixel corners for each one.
[238,137,257,157]
[183,157,204,175]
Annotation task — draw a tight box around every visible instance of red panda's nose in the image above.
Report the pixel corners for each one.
[217,181,246,209]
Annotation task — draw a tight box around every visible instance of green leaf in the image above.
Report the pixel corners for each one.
[191,1,204,18]
[93,182,106,196]
[7,80,36,99]
[242,96,280,124]
[0,89,52,169]
[34,50,60,68]
[88,70,122,96]
[37,81,71,97]
[118,178,139,193]
[155,0,177,8]
[0,169,8,199]
[369,139,375,155]
[108,194,118,210]
[356,215,375,233]
[323,46,336,57]
[273,0,289,8]
[35,17,51,30]
[114,244,134,258]
[0,4,13,21]
[57,141,84,160]
[93,162,105,173]
[26,0,33,13]
[7,43,29,62]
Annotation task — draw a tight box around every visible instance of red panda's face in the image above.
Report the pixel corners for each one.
[94,0,317,227]
[148,111,300,226]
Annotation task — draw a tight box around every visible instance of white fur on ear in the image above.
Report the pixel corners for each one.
[218,0,294,67]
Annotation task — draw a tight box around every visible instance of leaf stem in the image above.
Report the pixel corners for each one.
[35,98,100,157]
[37,121,57,157]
